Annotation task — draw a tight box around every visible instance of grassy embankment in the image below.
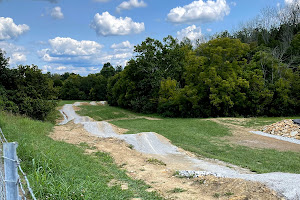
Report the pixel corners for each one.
[0,110,162,199]
[77,104,300,174]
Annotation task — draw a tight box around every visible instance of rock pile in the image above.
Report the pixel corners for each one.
[262,119,300,140]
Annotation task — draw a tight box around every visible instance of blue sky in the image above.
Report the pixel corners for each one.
[0,0,295,75]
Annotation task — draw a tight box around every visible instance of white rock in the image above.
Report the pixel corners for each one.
[290,131,298,137]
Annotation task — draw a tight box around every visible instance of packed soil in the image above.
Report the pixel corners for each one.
[50,121,282,200]
[209,118,300,152]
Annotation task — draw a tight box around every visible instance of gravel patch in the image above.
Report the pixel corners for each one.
[251,131,300,145]
[59,102,300,200]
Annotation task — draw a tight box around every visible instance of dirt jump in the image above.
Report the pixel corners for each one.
[51,102,300,200]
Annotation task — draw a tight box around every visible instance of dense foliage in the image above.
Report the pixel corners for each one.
[0,50,58,120]
[47,62,120,100]
[107,4,300,117]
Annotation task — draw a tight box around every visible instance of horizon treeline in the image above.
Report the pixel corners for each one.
[107,4,300,117]
[0,3,299,120]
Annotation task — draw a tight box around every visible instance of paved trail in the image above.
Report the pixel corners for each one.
[59,103,300,200]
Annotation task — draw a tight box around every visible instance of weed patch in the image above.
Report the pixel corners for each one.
[146,158,166,166]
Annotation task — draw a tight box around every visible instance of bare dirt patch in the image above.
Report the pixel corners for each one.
[110,123,129,134]
[209,118,300,152]
[72,105,82,111]
[143,117,162,121]
[50,121,281,200]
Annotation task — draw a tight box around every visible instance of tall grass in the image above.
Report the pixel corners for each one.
[0,112,162,200]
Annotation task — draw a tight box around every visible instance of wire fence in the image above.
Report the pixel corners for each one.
[0,143,5,200]
[0,127,36,200]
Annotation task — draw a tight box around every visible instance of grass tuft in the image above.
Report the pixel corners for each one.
[146,158,166,166]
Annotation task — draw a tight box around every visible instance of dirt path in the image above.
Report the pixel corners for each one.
[209,118,300,152]
[51,121,280,200]
[51,103,300,200]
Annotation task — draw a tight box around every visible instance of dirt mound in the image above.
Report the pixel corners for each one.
[263,120,300,139]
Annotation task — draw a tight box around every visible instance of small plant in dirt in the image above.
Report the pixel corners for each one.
[213,193,220,198]
[127,144,134,149]
[224,192,234,196]
[146,158,166,166]
[194,179,206,184]
[168,188,187,193]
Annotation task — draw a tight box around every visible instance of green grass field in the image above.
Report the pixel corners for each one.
[77,104,300,174]
[0,112,162,200]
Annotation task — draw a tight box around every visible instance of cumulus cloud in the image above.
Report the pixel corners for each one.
[38,37,103,63]
[0,42,27,65]
[116,0,147,13]
[50,6,64,19]
[0,17,30,40]
[38,37,135,74]
[111,41,134,50]
[177,25,203,44]
[90,12,145,36]
[167,0,230,24]
[42,64,100,75]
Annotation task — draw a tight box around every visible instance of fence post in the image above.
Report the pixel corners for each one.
[3,143,19,200]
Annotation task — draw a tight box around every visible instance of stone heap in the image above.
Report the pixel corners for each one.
[262,119,300,140]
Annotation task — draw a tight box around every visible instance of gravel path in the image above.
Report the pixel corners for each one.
[59,103,300,200]
[251,131,300,145]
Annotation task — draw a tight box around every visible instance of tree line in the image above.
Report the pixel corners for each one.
[107,4,300,117]
[0,50,58,121]
[0,3,299,120]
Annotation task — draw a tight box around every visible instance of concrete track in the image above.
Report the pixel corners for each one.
[59,103,300,200]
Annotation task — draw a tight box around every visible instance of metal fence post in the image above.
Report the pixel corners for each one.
[3,143,19,200]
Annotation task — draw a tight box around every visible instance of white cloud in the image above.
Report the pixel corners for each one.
[177,25,203,43]
[56,66,66,70]
[42,64,101,75]
[230,1,236,6]
[38,37,104,64]
[116,0,147,13]
[167,0,230,24]
[285,0,300,5]
[50,6,64,19]
[11,52,27,63]
[0,17,29,40]
[111,41,134,50]
[38,37,135,74]
[0,42,27,65]
[42,65,52,73]
[49,37,103,56]
[90,12,145,36]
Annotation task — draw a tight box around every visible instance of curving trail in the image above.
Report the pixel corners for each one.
[59,103,300,200]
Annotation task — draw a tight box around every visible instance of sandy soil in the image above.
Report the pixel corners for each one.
[50,121,281,200]
[209,118,300,152]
